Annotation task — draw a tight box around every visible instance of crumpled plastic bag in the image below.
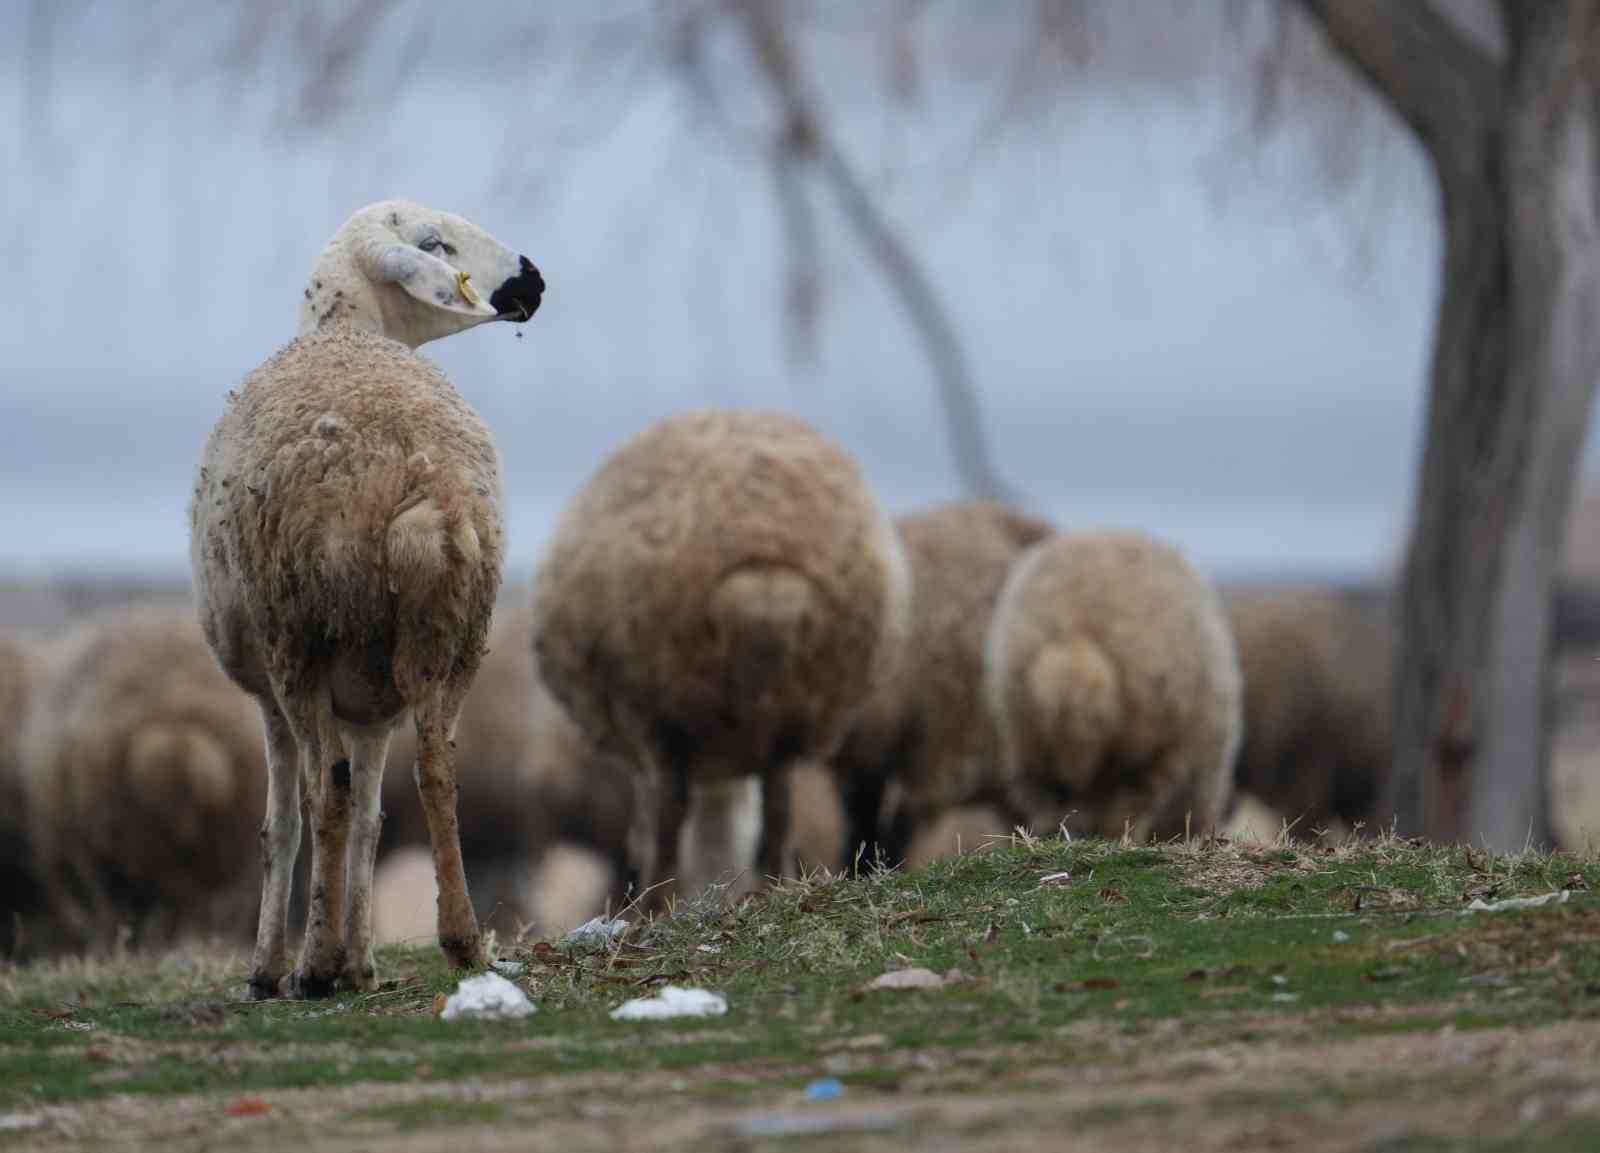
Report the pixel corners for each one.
[609,985,728,1021]
[1461,890,1571,915]
[563,916,629,947]
[439,972,536,1021]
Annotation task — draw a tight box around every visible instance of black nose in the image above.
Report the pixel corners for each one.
[490,255,544,321]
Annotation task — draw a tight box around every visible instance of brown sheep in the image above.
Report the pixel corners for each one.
[0,633,47,955]
[833,500,1053,866]
[1223,588,1392,835]
[18,605,266,952]
[190,199,544,998]
[531,409,910,911]
[987,531,1241,840]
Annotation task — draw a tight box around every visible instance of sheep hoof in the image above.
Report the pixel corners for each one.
[340,961,378,994]
[246,973,283,1002]
[439,934,482,971]
[291,968,341,1000]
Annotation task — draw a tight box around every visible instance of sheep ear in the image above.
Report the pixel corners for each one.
[370,244,498,319]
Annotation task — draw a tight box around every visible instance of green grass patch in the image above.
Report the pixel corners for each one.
[0,833,1594,1118]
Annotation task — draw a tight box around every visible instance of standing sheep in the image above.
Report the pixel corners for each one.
[531,409,910,910]
[190,200,544,997]
[18,605,266,952]
[0,633,45,955]
[833,500,1053,866]
[1223,588,1392,835]
[987,531,1241,841]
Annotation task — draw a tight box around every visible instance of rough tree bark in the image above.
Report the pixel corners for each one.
[1299,0,1600,849]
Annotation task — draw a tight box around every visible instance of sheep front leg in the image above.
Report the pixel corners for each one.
[340,727,392,992]
[414,691,480,970]
[756,763,793,885]
[248,700,302,1000]
[295,711,353,998]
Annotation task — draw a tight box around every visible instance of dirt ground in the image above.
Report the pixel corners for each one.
[4,1010,1597,1151]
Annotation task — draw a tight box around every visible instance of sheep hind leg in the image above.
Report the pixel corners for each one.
[339,726,392,992]
[414,688,481,970]
[642,759,690,915]
[248,700,302,1000]
[292,700,352,998]
[755,762,794,886]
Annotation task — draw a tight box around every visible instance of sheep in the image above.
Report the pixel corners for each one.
[0,633,46,955]
[18,605,267,952]
[379,600,636,935]
[530,409,910,911]
[189,199,544,998]
[1222,587,1392,837]
[987,530,1241,841]
[832,500,1053,866]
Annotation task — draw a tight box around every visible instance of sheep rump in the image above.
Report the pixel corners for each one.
[18,605,266,952]
[988,530,1241,841]
[531,409,909,908]
[192,326,502,720]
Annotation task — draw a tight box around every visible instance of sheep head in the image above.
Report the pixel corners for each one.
[299,199,545,349]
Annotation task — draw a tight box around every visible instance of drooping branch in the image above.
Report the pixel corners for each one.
[731,0,1020,504]
[1296,0,1505,181]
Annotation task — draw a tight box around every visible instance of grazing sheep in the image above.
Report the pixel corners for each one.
[190,199,544,998]
[531,409,910,911]
[380,601,637,934]
[987,531,1241,841]
[18,605,266,951]
[1223,588,1392,835]
[833,500,1053,866]
[0,633,46,954]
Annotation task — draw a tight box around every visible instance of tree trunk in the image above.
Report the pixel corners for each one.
[1387,3,1600,849]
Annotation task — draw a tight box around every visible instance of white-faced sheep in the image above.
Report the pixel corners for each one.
[987,531,1241,841]
[379,600,636,935]
[1223,588,1392,836]
[0,633,46,955]
[18,605,267,952]
[530,409,910,911]
[833,500,1053,866]
[190,199,544,998]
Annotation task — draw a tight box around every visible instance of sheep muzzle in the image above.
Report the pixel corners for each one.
[491,256,545,322]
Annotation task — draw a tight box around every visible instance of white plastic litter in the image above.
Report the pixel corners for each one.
[490,959,526,977]
[866,967,947,991]
[610,985,728,1021]
[439,972,536,1021]
[1331,930,1351,943]
[1461,890,1571,915]
[563,916,629,946]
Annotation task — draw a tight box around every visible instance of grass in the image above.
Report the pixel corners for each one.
[1,832,1597,1149]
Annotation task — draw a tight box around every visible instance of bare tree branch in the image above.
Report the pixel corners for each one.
[732,0,1020,504]
[1297,0,1505,181]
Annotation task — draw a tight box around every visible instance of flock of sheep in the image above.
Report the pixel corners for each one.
[0,201,1393,994]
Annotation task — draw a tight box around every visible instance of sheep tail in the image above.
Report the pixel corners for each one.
[126,722,236,814]
[1027,637,1121,784]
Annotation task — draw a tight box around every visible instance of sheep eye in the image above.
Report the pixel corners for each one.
[418,236,456,257]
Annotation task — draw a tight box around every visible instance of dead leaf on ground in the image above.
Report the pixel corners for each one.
[1098,887,1127,904]
[224,1096,272,1118]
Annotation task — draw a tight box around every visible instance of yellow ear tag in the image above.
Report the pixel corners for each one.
[457,270,482,307]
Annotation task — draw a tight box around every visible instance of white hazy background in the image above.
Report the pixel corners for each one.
[4,2,1570,583]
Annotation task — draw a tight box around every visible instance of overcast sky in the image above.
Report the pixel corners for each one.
[3,2,1570,583]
